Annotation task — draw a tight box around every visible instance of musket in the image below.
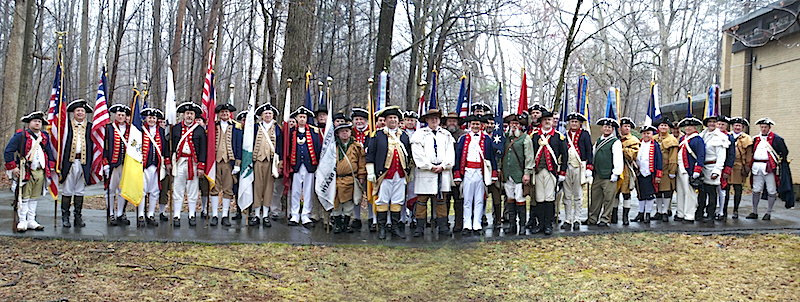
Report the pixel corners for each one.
[12,154,27,232]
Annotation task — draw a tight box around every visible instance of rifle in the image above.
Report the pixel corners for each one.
[12,154,27,232]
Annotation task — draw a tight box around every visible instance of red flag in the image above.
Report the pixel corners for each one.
[201,50,217,185]
[518,69,528,115]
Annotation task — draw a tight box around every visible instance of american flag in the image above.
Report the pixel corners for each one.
[90,68,110,184]
[201,48,217,187]
[46,54,67,173]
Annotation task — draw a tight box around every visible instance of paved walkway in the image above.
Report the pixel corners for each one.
[1,185,798,246]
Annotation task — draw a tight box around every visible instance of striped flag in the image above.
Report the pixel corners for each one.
[46,46,67,175]
[518,69,528,115]
[120,88,144,206]
[576,74,590,134]
[238,84,257,212]
[645,79,662,127]
[201,49,217,189]
[704,84,720,119]
[90,68,110,184]
[455,74,469,117]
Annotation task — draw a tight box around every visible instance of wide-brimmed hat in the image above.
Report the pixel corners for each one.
[142,108,165,120]
[730,117,749,127]
[109,104,132,116]
[619,117,636,127]
[678,117,703,128]
[442,112,462,123]
[503,114,527,125]
[215,103,237,113]
[656,116,674,128]
[67,99,93,113]
[21,111,48,125]
[419,109,443,123]
[596,117,619,128]
[333,111,352,122]
[539,109,554,119]
[566,112,586,122]
[755,117,775,126]
[256,103,278,116]
[290,106,315,118]
[177,102,202,115]
[702,115,718,125]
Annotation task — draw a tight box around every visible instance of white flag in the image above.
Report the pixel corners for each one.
[314,100,335,211]
[165,67,177,125]
[238,85,257,212]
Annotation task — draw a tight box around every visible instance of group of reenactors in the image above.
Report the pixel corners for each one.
[3,97,789,238]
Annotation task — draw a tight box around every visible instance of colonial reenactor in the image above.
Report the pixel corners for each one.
[138,108,170,227]
[171,102,207,227]
[104,104,131,226]
[366,106,412,239]
[715,116,736,221]
[288,106,321,227]
[696,116,729,223]
[674,117,705,223]
[615,117,640,225]
[442,112,465,232]
[349,107,370,230]
[586,118,623,227]
[251,103,282,227]
[401,111,420,230]
[524,103,544,231]
[562,112,593,230]
[727,117,753,219]
[470,102,491,116]
[410,109,455,237]
[207,103,242,227]
[653,117,678,222]
[314,105,328,132]
[333,111,351,127]
[4,111,57,232]
[530,110,567,235]
[158,117,172,222]
[502,114,534,235]
[454,114,498,235]
[483,115,504,230]
[232,111,247,222]
[195,116,210,219]
[632,125,662,223]
[332,123,366,233]
[526,103,544,134]
[59,99,94,228]
[747,117,787,220]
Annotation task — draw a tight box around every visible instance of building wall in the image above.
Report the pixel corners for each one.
[725,32,800,182]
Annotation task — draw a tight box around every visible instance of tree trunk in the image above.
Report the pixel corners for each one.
[278,0,317,111]
[372,0,398,101]
[90,3,104,89]
[405,0,424,110]
[17,0,36,121]
[108,0,129,104]
[346,0,354,105]
[170,0,188,74]
[77,0,90,99]
[1,0,27,143]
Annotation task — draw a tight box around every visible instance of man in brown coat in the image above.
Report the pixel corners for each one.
[332,123,366,233]
[727,117,753,219]
[654,117,679,222]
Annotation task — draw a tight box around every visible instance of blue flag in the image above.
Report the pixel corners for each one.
[455,75,468,117]
[491,83,505,157]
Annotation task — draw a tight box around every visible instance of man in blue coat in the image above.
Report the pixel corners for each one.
[530,110,568,235]
[454,114,498,235]
[366,106,412,239]
[4,111,57,232]
[675,117,705,223]
[60,99,94,228]
[287,106,322,228]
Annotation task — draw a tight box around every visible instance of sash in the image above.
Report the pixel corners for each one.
[259,121,281,178]
[172,123,200,177]
[25,133,43,163]
[144,127,166,180]
[567,133,589,184]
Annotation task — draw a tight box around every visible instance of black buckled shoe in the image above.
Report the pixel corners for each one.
[248,216,260,226]
[160,213,169,222]
[745,213,758,219]
[221,217,231,226]
[210,216,218,226]
[762,213,771,221]
[173,218,181,227]
[188,216,196,226]
[560,222,571,230]
[118,215,130,226]
[732,211,739,219]
[62,215,72,228]
[147,216,159,227]
[263,217,271,227]
[137,217,146,228]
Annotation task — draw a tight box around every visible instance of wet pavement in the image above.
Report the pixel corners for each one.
[1,184,798,247]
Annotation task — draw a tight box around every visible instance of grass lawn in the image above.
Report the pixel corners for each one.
[1,233,798,301]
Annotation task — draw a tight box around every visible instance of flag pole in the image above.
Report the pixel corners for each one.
[54,31,67,228]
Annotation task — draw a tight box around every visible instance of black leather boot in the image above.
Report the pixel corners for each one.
[517,206,527,236]
[530,205,543,234]
[543,203,554,235]
[343,216,353,233]
[232,205,242,220]
[632,212,644,222]
[221,217,231,226]
[333,216,343,234]
[505,203,516,235]
[622,208,630,226]
[610,207,619,224]
[350,218,362,231]
[414,218,425,237]
[377,212,388,240]
[644,213,651,223]
[61,196,72,228]
[437,217,452,236]
[390,212,405,239]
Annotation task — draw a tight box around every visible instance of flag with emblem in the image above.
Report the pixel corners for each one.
[120,88,144,206]
[492,82,505,156]
[314,99,335,211]
[238,84,257,212]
